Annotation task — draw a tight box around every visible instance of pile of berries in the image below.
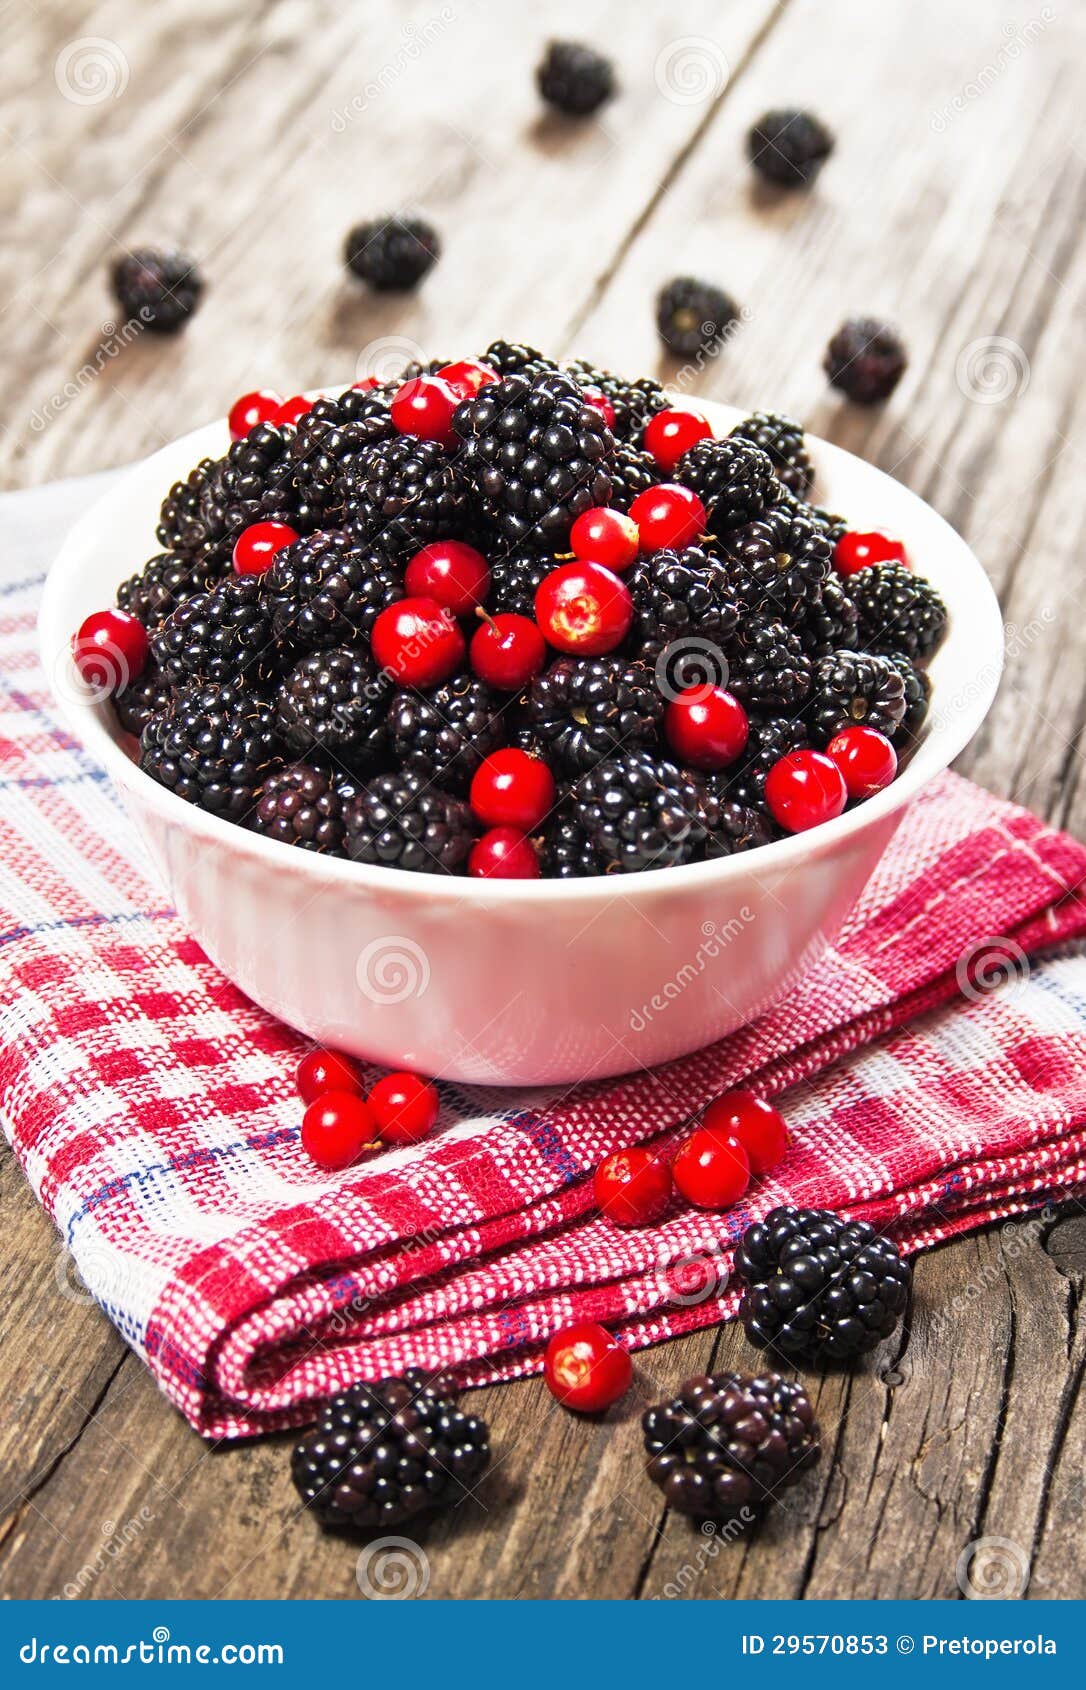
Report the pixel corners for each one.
[75,351,946,880]
[295,1046,440,1170]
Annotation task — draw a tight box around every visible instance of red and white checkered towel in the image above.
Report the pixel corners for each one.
[4,481,1086,1439]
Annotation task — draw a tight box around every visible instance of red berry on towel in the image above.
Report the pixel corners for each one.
[764,749,848,833]
[629,484,706,551]
[296,1048,363,1105]
[232,519,299,576]
[702,1090,788,1177]
[544,1321,632,1412]
[594,1146,672,1227]
[470,748,556,833]
[368,1072,440,1145]
[72,608,149,694]
[825,725,898,799]
[228,388,284,441]
[672,1128,750,1210]
[301,1091,375,1170]
[833,530,908,576]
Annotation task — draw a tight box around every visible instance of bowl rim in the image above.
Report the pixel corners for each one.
[38,393,1005,905]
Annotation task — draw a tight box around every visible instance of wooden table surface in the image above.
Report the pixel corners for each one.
[2,0,1085,1602]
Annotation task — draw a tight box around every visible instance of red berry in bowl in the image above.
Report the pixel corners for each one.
[296,1047,363,1105]
[469,826,541,879]
[470,749,555,832]
[665,686,748,770]
[825,725,898,799]
[404,540,490,614]
[701,1090,788,1177]
[594,1146,672,1227]
[643,408,712,473]
[72,608,149,694]
[228,388,283,441]
[630,483,706,551]
[301,1091,375,1170]
[277,395,315,426]
[390,375,460,446]
[834,530,908,576]
[438,358,498,398]
[765,749,848,833]
[470,613,547,690]
[581,386,616,428]
[672,1128,750,1210]
[534,561,633,655]
[371,597,466,688]
[367,1071,440,1145]
[544,1322,632,1412]
[569,507,639,572]
[232,519,299,576]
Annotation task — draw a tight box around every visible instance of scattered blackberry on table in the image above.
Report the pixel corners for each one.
[656,277,739,359]
[343,433,470,555]
[626,546,740,660]
[114,664,172,738]
[608,440,661,513]
[388,675,506,793]
[290,387,395,520]
[807,650,907,746]
[485,547,551,617]
[536,40,615,116]
[850,561,947,658]
[572,751,706,872]
[116,550,217,629]
[344,769,475,873]
[727,714,810,812]
[262,530,401,656]
[701,794,776,859]
[798,574,860,658]
[643,1370,820,1521]
[747,109,835,187]
[726,614,813,714]
[343,216,440,291]
[722,512,831,625]
[275,645,389,766]
[110,246,204,332]
[480,340,558,379]
[565,360,668,443]
[736,1204,911,1366]
[886,649,931,738]
[729,411,813,496]
[539,807,609,877]
[139,681,279,821]
[251,762,347,853]
[824,317,908,404]
[527,655,663,773]
[291,1369,490,1531]
[677,437,776,535]
[151,575,277,688]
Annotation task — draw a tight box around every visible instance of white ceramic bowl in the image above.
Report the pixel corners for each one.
[39,398,1004,1086]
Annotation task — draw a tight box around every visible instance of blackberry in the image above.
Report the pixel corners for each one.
[726,615,813,714]
[114,664,172,738]
[275,646,388,767]
[156,458,218,558]
[572,751,706,873]
[388,675,506,793]
[344,216,440,290]
[736,1204,911,1366]
[564,360,668,443]
[453,371,614,551]
[110,246,204,332]
[824,317,907,404]
[747,109,835,187]
[807,650,907,746]
[527,655,663,774]
[798,574,860,658]
[643,1370,820,1521]
[721,511,831,625]
[139,681,279,821]
[655,277,739,359]
[774,482,847,547]
[485,547,551,618]
[344,770,475,873]
[290,387,395,520]
[262,530,401,657]
[677,438,776,535]
[729,412,813,497]
[343,434,470,555]
[160,423,304,567]
[251,762,347,854]
[608,440,661,513]
[151,575,277,687]
[850,562,947,658]
[626,546,740,661]
[885,650,931,738]
[539,807,609,878]
[536,40,615,115]
[291,1369,489,1532]
[116,551,218,629]
[701,795,776,859]
[480,340,558,379]
[727,715,810,812]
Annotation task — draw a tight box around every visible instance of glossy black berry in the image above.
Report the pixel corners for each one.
[344,770,475,873]
[388,675,506,793]
[850,562,947,659]
[729,412,813,496]
[114,663,172,738]
[747,110,835,187]
[677,438,776,535]
[343,434,470,555]
[275,646,389,766]
[261,530,401,657]
[626,546,740,660]
[536,40,615,115]
[527,655,664,774]
[656,277,739,359]
[251,762,347,854]
[572,752,706,872]
[110,246,204,332]
[806,650,907,746]
[344,216,440,290]
[139,681,280,821]
[824,318,908,404]
[116,551,219,630]
[151,575,277,688]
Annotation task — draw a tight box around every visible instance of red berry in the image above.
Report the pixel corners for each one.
[232,519,299,576]
[581,386,615,428]
[825,725,898,799]
[543,1322,632,1413]
[470,613,547,690]
[296,1047,364,1105]
[71,609,149,694]
[469,826,541,880]
[569,507,639,572]
[643,408,712,473]
[765,749,848,833]
[672,1128,750,1210]
[593,1146,672,1227]
[630,483,706,552]
[534,561,633,655]
[371,597,466,688]
[701,1090,788,1177]
[664,686,748,770]
[276,395,315,426]
[404,540,490,614]
[228,389,283,441]
[367,1071,440,1145]
[470,749,555,832]
[390,375,460,446]
[834,530,908,576]
[300,1091,375,1171]
[438,359,498,399]
[353,376,382,392]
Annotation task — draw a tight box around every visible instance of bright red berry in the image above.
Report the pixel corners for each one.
[593,1146,673,1227]
[404,540,490,614]
[701,1090,788,1177]
[470,613,547,690]
[228,389,283,441]
[390,375,460,446]
[543,1322,632,1413]
[765,749,848,833]
[665,686,749,770]
[232,519,299,576]
[630,483,706,551]
[825,725,899,799]
[367,1072,440,1145]
[371,597,466,688]
[71,609,149,694]
[470,749,555,832]
[569,507,639,572]
[834,531,908,576]
[300,1091,375,1171]
[643,408,712,473]
[672,1128,750,1210]
[296,1047,364,1105]
[276,395,315,426]
[581,386,615,428]
[469,826,541,880]
[353,375,382,392]
[534,561,633,655]
[437,359,498,399]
